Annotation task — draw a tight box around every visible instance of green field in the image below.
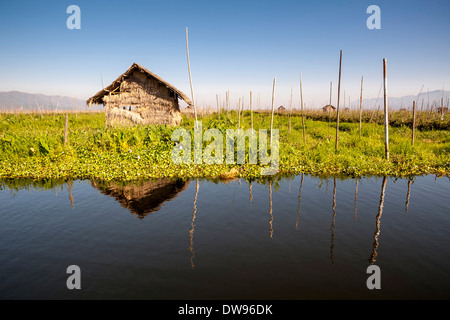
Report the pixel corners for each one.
[0,110,449,181]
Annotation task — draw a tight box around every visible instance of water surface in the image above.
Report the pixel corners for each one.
[0,175,449,299]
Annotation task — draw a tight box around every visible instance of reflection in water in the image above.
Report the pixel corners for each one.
[330,177,337,265]
[249,182,253,202]
[405,178,413,213]
[369,176,387,264]
[189,179,199,269]
[296,173,304,230]
[91,179,188,218]
[269,180,273,239]
[68,180,74,209]
[354,178,359,222]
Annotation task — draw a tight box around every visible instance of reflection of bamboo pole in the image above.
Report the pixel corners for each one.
[330,177,337,265]
[354,178,359,221]
[249,182,253,202]
[269,181,273,239]
[189,179,199,269]
[369,176,387,264]
[296,173,304,230]
[68,180,74,209]
[405,178,412,213]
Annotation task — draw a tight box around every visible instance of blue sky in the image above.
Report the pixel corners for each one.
[0,0,449,108]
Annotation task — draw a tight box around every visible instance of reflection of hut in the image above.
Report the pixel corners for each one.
[92,179,189,218]
[323,105,336,112]
[277,106,286,112]
[87,63,192,126]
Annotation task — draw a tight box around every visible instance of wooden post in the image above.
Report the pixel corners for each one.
[300,73,306,143]
[329,81,332,132]
[250,90,253,131]
[270,77,276,146]
[226,90,230,119]
[335,50,342,151]
[411,101,416,146]
[359,76,363,139]
[216,94,220,121]
[289,81,292,133]
[238,97,241,129]
[383,58,389,160]
[64,114,69,145]
[185,27,198,127]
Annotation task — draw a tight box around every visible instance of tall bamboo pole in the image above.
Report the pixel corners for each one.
[216,94,220,120]
[250,90,253,131]
[335,50,342,151]
[329,81,332,131]
[300,73,305,143]
[185,27,198,127]
[359,76,364,139]
[226,89,230,119]
[289,81,292,133]
[383,58,389,160]
[411,101,416,146]
[270,77,276,146]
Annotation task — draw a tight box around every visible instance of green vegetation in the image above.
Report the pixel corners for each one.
[0,110,448,181]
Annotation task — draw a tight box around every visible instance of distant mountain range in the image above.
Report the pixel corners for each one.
[353,89,450,110]
[0,91,102,111]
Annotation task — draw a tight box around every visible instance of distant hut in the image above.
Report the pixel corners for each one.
[344,107,350,113]
[322,105,336,112]
[87,63,192,126]
[437,107,448,114]
[277,106,286,112]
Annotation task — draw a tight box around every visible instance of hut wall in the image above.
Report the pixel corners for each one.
[103,70,182,126]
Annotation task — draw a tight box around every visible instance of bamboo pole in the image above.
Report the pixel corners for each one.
[270,77,276,146]
[250,90,253,131]
[411,101,416,146]
[227,89,230,119]
[359,76,364,139]
[289,81,292,133]
[300,73,305,143]
[329,81,332,132]
[238,97,241,129]
[383,58,389,160]
[216,94,220,121]
[64,114,69,145]
[335,50,342,151]
[185,27,198,127]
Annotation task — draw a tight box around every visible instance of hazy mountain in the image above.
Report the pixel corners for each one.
[353,90,450,110]
[0,91,102,111]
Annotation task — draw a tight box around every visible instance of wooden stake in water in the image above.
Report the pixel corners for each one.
[335,50,342,151]
[270,77,276,146]
[411,101,416,146]
[64,114,69,145]
[185,27,198,127]
[383,58,389,160]
[359,76,364,139]
[300,73,306,143]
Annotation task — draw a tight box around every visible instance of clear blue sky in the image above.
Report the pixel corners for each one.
[0,0,449,109]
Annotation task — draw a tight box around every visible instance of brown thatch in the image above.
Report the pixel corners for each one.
[322,104,336,112]
[87,63,192,126]
[277,106,286,112]
[91,179,189,218]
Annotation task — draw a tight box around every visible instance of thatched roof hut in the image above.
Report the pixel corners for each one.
[322,104,336,112]
[87,63,192,126]
[277,106,286,112]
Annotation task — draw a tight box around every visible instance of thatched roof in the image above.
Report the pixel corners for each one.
[87,63,192,106]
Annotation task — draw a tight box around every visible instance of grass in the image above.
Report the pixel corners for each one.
[0,110,448,181]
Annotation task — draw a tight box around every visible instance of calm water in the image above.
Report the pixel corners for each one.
[0,175,449,300]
